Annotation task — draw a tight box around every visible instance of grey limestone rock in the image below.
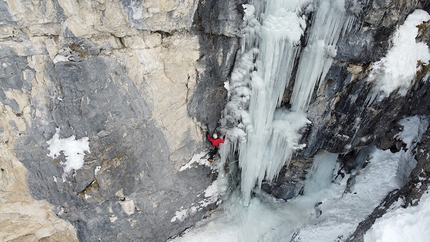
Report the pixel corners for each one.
[0,46,33,114]
[12,55,215,241]
[0,0,244,240]
[0,0,13,25]
[187,0,245,130]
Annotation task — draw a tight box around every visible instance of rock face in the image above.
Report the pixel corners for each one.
[0,0,241,241]
[187,0,245,131]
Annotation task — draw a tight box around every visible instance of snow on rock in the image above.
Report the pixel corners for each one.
[364,188,430,242]
[172,152,229,223]
[46,128,90,175]
[179,152,212,171]
[292,115,426,241]
[170,177,228,223]
[396,115,429,149]
[52,54,70,63]
[368,9,430,100]
[290,147,408,242]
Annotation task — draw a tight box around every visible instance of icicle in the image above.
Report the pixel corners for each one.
[290,0,350,112]
[220,0,353,206]
[236,0,311,206]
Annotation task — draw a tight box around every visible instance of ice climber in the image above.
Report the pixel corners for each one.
[207,131,225,162]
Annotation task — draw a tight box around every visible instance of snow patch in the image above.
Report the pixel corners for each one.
[52,54,70,63]
[47,128,90,176]
[364,188,430,242]
[396,115,429,149]
[94,165,101,175]
[179,152,211,171]
[368,9,430,101]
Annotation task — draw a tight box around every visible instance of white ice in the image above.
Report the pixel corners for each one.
[290,0,351,112]
[220,0,356,205]
[303,150,337,195]
[221,0,314,206]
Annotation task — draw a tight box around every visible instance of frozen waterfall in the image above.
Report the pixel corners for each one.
[290,0,351,111]
[220,0,351,205]
[303,151,338,195]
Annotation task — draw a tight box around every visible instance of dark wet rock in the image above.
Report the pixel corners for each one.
[262,158,313,201]
[303,72,430,157]
[187,35,238,130]
[188,0,244,130]
[196,0,246,37]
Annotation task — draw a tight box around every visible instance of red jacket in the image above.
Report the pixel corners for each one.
[207,134,225,147]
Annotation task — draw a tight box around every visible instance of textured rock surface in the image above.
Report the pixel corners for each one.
[3,0,430,241]
[187,0,245,131]
[0,112,78,241]
[0,0,241,241]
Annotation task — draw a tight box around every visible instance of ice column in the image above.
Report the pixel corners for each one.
[237,0,309,206]
[291,0,349,112]
[221,0,350,206]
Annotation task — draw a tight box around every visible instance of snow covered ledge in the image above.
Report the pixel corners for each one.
[367,9,430,102]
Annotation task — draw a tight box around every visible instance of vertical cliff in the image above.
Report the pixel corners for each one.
[0,0,242,241]
[2,0,430,241]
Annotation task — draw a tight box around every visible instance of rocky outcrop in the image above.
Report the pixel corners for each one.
[0,0,242,241]
[305,0,429,153]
